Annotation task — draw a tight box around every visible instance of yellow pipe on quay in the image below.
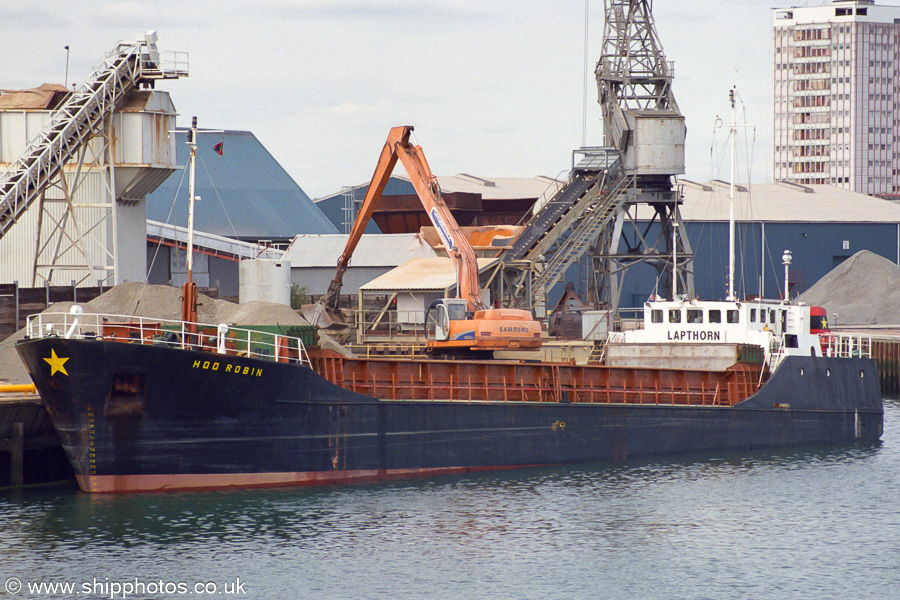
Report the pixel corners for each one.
[0,384,36,394]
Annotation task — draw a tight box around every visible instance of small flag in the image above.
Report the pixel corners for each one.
[213,141,224,155]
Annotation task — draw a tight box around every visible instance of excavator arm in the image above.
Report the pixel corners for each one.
[319,125,484,312]
[309,125,541,353]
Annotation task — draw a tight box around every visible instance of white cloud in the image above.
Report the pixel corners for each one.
[326,100,391,116]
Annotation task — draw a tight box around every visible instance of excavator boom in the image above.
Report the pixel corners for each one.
[311,125,541,353]
[319,125,482,311]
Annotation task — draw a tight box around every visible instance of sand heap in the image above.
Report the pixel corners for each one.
[1,282,352,384]
[797,250,900,326]
[84,282,221,323]
[64,282,309,327]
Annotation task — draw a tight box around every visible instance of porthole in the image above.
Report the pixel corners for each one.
[860,370,865,378]
[799,368,805,376]
[826,368,831,377]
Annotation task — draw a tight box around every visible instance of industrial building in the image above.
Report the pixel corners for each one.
[144,128,337,296]
[315,174,563,234]
[610,180,900,310]
[0,84,181,287]
[297,176,900,322]
[773,0,900,197]
[282,233,436,298]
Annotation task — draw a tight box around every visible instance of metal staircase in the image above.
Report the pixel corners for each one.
[0,31,187,243]
[505,175,595,261]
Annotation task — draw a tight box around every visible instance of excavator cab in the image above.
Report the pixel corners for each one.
[425,299,469,343]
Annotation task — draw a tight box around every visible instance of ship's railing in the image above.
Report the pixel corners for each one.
[346,342,428,359]
[353,308,427,344]
[25,309,311,367]
[823,333,872,359]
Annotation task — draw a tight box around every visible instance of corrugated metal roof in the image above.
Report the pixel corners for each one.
[284,233,436,268]
[147,129,338,240]
[667,181,900,223]
[360,257,498,291]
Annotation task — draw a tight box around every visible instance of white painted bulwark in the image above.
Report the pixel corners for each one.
[605,343,743,371]
[239,259,291,306]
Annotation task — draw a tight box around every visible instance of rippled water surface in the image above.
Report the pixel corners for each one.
[3,402,900,600]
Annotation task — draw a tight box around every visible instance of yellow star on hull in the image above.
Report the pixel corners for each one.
[44,348,69,376]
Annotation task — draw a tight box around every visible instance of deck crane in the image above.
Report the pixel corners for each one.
[311,126,542,352]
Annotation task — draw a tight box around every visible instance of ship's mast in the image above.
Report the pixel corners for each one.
[181,116,199,330]
[186,116,198,287]
[722,87,754,301]
[727,89,736,301]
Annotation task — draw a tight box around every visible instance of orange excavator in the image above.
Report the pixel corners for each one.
[310,125,542,352]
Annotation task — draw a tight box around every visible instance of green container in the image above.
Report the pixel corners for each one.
[229,324,318,356]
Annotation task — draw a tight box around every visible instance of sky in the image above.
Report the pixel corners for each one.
[2,0,796,199]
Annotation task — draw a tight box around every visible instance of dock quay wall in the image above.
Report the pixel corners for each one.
[0,394,71,488]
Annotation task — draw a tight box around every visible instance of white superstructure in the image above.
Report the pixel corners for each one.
[773,0,900,197]
[610,298,825,372]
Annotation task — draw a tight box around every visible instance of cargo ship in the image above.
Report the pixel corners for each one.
[12,123,885,493]
[13,296,883,493]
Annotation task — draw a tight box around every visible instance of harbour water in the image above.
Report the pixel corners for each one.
[3,402,899,600]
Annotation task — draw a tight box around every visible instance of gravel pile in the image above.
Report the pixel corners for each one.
[797,250,900,326]
[219,301,308,327]
[85,282,220,323]
[62,282,307,327]
[1,282,353,384]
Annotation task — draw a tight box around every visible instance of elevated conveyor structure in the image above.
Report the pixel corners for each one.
[501,148,633,307]
[0,32,187,284]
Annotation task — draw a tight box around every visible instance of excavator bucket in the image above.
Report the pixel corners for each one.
[301,302,344,329]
